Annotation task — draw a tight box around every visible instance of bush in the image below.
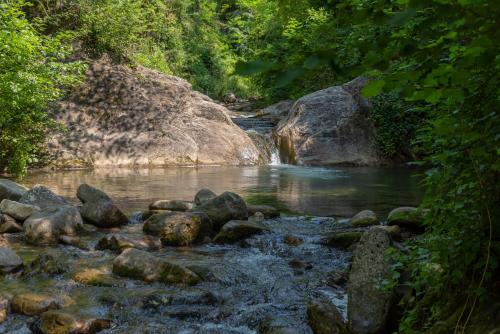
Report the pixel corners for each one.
[0,0,83,176]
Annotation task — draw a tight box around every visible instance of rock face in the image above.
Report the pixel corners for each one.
[194,188,217,206]
[190,192,248,230]
[24,206,83,245]
[0,179,27,202]
[49,58,261,168]
[143,212,212,246]
[275,77,380,166]
[351,210,378,227]
[19,185,70,209]
[77,184,128,228]
[348,228,392,334]
[0,247,23,274]
[112,248,200,285]
[149,200,195,212]
[307,298,348,334]
[213,220,269,244]
[0,199,40,221]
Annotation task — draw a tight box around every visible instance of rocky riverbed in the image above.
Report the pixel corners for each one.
[0,178,426,333]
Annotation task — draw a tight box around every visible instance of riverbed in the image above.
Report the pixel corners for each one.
[0,165,423,333]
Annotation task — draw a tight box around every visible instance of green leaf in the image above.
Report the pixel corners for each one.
[361,79,386,97]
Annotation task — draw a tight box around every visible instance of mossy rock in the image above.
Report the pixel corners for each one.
[73,268,118,287]
[387,207,427,229]
[350,210,378,227]
[40,310,111,334]
[322,231,363,249]
[307,298,349,334]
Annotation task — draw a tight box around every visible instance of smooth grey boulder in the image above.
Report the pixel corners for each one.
[19,185,70,209]
[143,212,212,246]
[190,191,248,230]
[194,188,217,206]
[0,199,40,221]
[275,77,380,166]
[0,179,27,202]
[348,227,392,334]
[0,214,23,234]
[350,210,378,227]
[149,200,195,212]
[77,184,128,228]
[307,298,348,334]
[112,248,200,285]
[0,247,23,274]
[24,206,83,245]
[76,183,111,203]
[213,219,269,244]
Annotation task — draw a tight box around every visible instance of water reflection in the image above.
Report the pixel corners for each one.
[22,165,423,217]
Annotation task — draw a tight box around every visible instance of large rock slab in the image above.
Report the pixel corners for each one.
[0,199,40,221]
[143,212,212,246]
[19,185,70,209]
[275,77,381,166]
[0,179,27,202]
[348,228,392,334]
[24,206,83,245]
[112,248,200,285]
[49,58,261,168]
[0,247,23,274]
[190,191,248,230]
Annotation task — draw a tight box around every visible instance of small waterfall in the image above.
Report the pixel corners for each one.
[246,130,282,165]
[270,146,281,166]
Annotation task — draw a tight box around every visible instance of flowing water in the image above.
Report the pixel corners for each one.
[1,166,423,333]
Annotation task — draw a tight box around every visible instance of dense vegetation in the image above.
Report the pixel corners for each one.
[1,0,499,332]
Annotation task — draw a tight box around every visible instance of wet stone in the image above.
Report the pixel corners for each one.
[0,199,40,221]
[10,293,61,316]
[0,214,22,234]
[40,310,111,334]
[73,268,118,287]
[284,234,304,246]
[23,250,67,277]
[350,209,378,227]
[307,298,348,334]
[321,231,363,249]
[0,247,23,274]
[247,205,280,219]
[213,220,269,244]
[0,179,27,202]
[193,188,217,206]
[149,199,195,212]
[96,234,161,252]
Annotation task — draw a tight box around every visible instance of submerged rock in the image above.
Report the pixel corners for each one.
[0,179,27,202]
[77,184,128,228]
[190,191,248,230]
[0,214,23,234]
[194,188,217,206]
[143,212,212,246]
[40,310,111,334]
[213,220,269,244]
[307,298,348,334]
[275,77,380,166]
[19,185,70,209]
[350,210,378,227]
[0,296,7,323]
[11,293,61,316]
[284,235,304,246]
[348,227,392,334]
[247,205,280,219]
[73,268,118,287]
[387,207,426,229]
[321,231,363,249]
[0,247,23,274]
[96,234,161,252]
[24,206,83,245]
[112,248,200,285]
[0,199,40,221]
[149,200,195,212]
[24,250,67,276]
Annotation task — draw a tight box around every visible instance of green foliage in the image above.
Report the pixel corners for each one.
[0,0,83,177]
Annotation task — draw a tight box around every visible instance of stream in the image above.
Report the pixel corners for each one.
[0,165,423,333]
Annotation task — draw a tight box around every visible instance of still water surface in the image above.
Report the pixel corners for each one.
[23,165,423,218]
